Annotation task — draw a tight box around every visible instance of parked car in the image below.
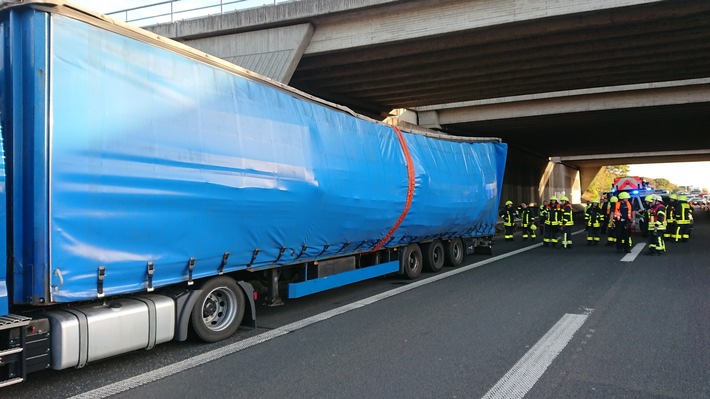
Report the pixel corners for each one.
[689,197,706,206]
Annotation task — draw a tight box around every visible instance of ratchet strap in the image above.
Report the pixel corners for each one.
[372,125,415,252]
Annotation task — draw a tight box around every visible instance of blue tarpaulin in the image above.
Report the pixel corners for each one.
[2,7,506,303]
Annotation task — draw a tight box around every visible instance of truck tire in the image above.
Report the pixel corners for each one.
[444,238,464,267]
[189,276,246,343]
[401,244,423,279]
[422,240,445,272]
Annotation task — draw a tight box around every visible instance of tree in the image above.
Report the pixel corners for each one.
[582,165,629,201]
[606,164,630,176]
[651,178,678,192]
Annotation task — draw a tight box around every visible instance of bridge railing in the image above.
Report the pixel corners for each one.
[106,0,299,26]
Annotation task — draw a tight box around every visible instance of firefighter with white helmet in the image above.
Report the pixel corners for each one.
[644,194,667,255]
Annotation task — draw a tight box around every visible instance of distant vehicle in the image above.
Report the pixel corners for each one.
[689,197,706,206]
[609,176,654,197]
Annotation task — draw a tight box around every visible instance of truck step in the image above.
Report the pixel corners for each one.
[0,377,24,388]
[0,347,23,357]
[0,315,31,330]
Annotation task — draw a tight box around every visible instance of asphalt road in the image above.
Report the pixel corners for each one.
[6,210,710,399]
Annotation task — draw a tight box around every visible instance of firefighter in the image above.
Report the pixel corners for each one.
[499,200,517,241]
[675,195,693,242]
[559,195,574,249]
[637,203,648,238]
[613,192,633,253]
[605,196,618,246]
[599,194,611,235]
[644,194,666,255]
[519,202,536,240]
[538,200,548,237]
[542,196,561,247]
[585,198,603,245]
[664,194,677,241]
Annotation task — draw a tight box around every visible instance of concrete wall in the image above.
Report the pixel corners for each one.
[500,148,582,207]
[500,147,548,207]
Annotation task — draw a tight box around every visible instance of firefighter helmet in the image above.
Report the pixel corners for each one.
[618,192,631,200]
[679,195,687,201]
[560,195,569,202]
[644,195,654,202]
[550,196,558,201]
[653,195,663,202]
[669,194,677,200]
[591,198,599,204]
[505,200,513,205]
[610,196,618,203]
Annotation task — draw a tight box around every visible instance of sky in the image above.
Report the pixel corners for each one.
[70,0,279,17]
[70,0,163,14]
[628,162,710,191]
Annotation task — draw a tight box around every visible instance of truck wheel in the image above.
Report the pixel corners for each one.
[401,244,423,279]
[423,240,445,272]
[189,276,245,343]
[445,238,464,267]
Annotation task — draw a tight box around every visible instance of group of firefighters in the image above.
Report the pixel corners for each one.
[499,192,695,256]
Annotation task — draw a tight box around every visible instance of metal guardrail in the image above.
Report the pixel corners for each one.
[106,0,299,26]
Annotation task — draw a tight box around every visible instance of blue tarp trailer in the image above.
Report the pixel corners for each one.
[0,1,506,386]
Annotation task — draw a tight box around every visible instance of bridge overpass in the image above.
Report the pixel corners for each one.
[143,0,710,203]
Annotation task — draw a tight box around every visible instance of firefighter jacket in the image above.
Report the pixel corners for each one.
[585,205,603,228]
[520,207,535,227]
[544,203,561,226]
[539,205,548,222]
[613,200,632,222]
[499,206,516,227]
[560,203,574,226]
[676,201,692,225]
[600,200,610,218]
[647,203,667,231]
[666,200,677,222]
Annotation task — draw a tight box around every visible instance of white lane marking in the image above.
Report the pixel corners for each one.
[481,310,592,399]
[621,242,646,262]
[70,242,545,399]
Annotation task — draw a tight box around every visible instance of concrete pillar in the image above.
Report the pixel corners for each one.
[579,165,603,194]
[539,160,581,203]
[418,110,441,129]
[500,147,548,207]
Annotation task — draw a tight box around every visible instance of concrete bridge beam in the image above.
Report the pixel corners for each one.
[183,23,314,83]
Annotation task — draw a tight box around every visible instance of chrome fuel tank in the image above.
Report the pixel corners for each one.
[42,295,174,370]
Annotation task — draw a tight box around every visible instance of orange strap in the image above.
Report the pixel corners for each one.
[372,125,415,252]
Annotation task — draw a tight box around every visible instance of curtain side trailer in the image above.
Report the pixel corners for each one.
[0,1,507,387]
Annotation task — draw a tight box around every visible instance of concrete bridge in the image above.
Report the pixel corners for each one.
[144,0,710,204]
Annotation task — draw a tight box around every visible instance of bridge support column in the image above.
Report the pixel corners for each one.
[579,166,603,197]
[539,160,581,203]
